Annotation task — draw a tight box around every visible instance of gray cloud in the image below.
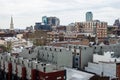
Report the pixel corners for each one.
[0,0,120,29]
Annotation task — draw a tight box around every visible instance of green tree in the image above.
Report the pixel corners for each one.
[6,41,12,52]
[0,45,7,53]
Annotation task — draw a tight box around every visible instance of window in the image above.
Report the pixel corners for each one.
[69,46,71,49]
[28,63,30,67]
[36,65,38,69]
[94,47,96,49]
[29,50,30,54]
[43,67,46,72]
[50,48,52,51]
[55,48,56,51]
[45,47,47,50]
[47,54,49,57]
[74,49,76,52]
[41,64,43,66]
[10,58,11,61]
[76,58,78,61]
[60,49,62,52]
[22,61,24,65]
[38,50,39,54]
[52,55,54,58]
[76,63,78,66]
[74,46,76,48]
[14,60,16,63]
[57,77,62,80]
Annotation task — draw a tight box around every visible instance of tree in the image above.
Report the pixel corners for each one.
[6,41,12,52]
[0,45,7,53]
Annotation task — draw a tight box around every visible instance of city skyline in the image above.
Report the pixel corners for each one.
[0,0,120,29]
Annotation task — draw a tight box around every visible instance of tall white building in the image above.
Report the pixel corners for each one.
[10,16,14,31]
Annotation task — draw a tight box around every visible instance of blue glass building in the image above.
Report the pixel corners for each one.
[42,16,60,26]
[42,16,48,25]
[86,12,93,21]
[34,22,52,31]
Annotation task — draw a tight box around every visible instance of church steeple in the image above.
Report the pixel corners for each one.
[10,16,14,30]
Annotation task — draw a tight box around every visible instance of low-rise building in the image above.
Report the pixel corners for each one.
[47,31,61,43]
[20,46,73,68]
[65,43,120,70]
[75,20,107,41]
[66,68,94,80]
[23,30,48,46]
[66,44,94,69]
[0,53,66,80]
[85,51,120,80]
[66,23,76,32]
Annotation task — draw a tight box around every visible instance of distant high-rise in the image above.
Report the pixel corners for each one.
[86,12,93,21]
[113,19,120,28]
[10,16,14,30]
[34,22,52,31]
[42,16,48,25]
[42,16,60,26]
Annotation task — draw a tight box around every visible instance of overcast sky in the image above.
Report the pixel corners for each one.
[0,0,120,29]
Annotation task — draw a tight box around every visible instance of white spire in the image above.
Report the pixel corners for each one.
[10,16,14,30]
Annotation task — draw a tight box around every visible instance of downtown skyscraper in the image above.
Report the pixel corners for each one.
[86,12,93,22]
